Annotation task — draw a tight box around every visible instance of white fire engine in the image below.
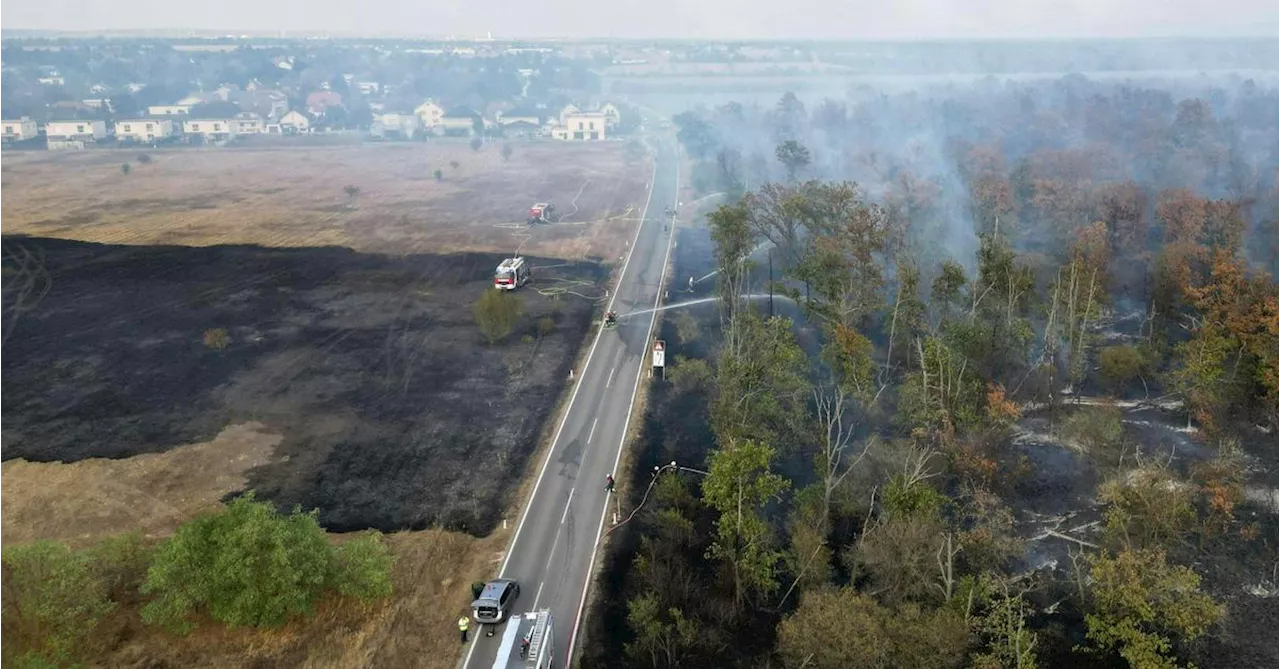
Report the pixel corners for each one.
[491,610,554,669]
[494,257,531,290]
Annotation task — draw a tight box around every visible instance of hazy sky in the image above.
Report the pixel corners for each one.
[5,0,1278,39]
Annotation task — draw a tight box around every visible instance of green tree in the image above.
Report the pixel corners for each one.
[701,439,790,609]
[472,289,524,344]
[140,494,332,632]
[775,139,811,182]
[624,592,702,669]
[1084,549,1224,669]
[1060,404,1126,472]
[971,581,1039,669]
[1099,345,1145,392]
[2,541,114,666]
[776,587,968,669]
[1099,466,1197,551]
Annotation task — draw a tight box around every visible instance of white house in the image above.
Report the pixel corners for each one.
[148,104,191,116]
[440,107,482,136]
[1,118,39,141]
[414,100,445,129]
[558,104,580,126]
[497,107,543,126]
[374,113,423,139]
[552,112,608,141]
[115,119,175,142]
[183,119,235,142]
[356,81,380,95]
[231,112,264,135]
[278,110,313,134]
[598,103,621,127]
[45,120,108,141]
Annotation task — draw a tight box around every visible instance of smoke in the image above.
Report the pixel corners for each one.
[670,68,1279,274]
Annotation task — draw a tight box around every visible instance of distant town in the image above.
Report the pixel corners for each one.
[0,38,650,149]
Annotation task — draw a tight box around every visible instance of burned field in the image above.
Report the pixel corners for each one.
[2,235,606,534]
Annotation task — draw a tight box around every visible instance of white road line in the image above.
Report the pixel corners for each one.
[605,366,616,388]
[560,487,575,525]
[459,139,661,669]
[533,581,546,611]
[587,418,598,444]
[566,145,680,666]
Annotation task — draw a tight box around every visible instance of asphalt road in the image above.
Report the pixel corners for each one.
[461,134,680,669]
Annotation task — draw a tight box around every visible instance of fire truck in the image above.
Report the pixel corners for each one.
[528,202,555,225]
[494,257,531,290]
[490,610,554,669]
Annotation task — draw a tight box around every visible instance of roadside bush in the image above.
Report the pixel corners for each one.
[121,163,131,175]
[538,315,556,336]
[141,494,332,632]
[1060,404,1126,470]
[2,540,114,666]
[450,160,460,170]
[473,290,524,344]
[326,534,395,601]
[501,143,513,161]
[434,168,444,181]
[85,532,154,604]
[470,137,483,151]
[202,327,230,350]
[137,153,152,164]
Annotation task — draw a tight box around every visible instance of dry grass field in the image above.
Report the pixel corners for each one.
[0,139,653,667]
[1,140,651,261]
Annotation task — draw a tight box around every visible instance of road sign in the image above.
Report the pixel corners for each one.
[652,340,665,368]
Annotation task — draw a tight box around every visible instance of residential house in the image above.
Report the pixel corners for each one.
[278,110,314,134]
[231,112,264,135]
[356,81,380,95]
[1,118,39,141]
[552,112,608,141]
[598,103,622,127]
[502,120,543,139]
[82,98,114,112]
[148,104,192,116]
[373,113,422,139]
[440,106,482,136]
[306,91,345,116]
[115,119,176,143]
[558,104,580,126]
[497,107,543,126]
[183,119,235,142]
[229,89,288,121]
[414,100,445,129]
[37,75,65,85]
[90,83,112,95]
[44,120,108,142]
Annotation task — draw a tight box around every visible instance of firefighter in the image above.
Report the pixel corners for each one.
[605,474,615,493]
[520,636,531,658]
[605,311,617,327]
[458,615,470,643]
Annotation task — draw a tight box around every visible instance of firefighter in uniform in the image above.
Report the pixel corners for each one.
[458,615,470,643]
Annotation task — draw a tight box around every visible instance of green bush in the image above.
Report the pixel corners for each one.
[327,534,395,601]
[1099,345,1143,391]
[473,290,524,344]
[141,494,332,632]
[2,540,114,665]
[85,532,154,603]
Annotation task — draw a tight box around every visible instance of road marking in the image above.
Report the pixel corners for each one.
[605,366,616,388]
[533,581,545,610]
[567,145,681,667]
[560,487,575,525]
[587,418,598,444]
[460,138,661,669]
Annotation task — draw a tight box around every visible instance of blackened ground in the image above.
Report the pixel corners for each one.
[1,236,604,534]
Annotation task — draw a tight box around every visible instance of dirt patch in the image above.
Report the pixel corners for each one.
[0,141,650,261]
[1,422,279,548]
[2,236,606,536]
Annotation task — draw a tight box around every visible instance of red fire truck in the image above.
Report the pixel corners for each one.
[494,257,531,290]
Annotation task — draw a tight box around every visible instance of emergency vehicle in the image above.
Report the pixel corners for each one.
[528,203,555,225]
[494,257,531,290]
[491,610,554,669]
